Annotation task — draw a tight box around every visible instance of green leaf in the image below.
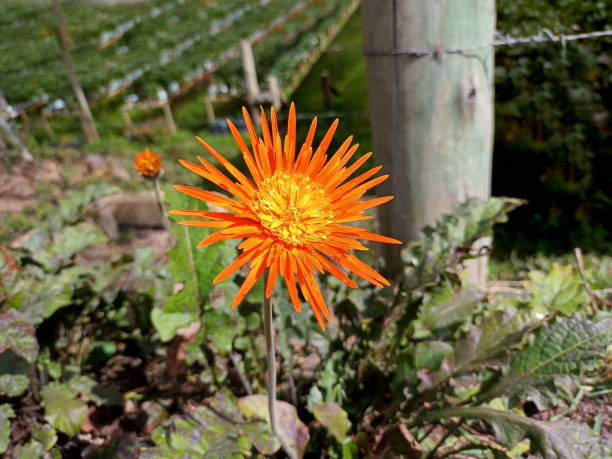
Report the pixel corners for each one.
[151,308,196,342]
[31,422,57,451]
[159,187,238,341]
[414,341,454,371]
[420,310,531,392]
[34,222,109,271]
[0,309,38,363]
[13,440,45,458]
[66,374,123,406]
[202,308,247,355]
[479,314,612,403]
[312,402,351,443]
[528,264,586,314]
[0,310,36,397]
[422,406,609,459]
[144,391,279,458]
[415,286,482,338]
[8,266,86,323]
[0,404,15,454]
[238,394,309,457]
[402,197,524,289]
[41,382,88,437]
[0,372,30,397]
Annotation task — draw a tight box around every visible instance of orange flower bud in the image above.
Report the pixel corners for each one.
[133,148,163,178]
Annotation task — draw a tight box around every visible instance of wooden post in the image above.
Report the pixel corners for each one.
[40,109,56,138]
[362,0,495,286]
[51,0,99,142]
[161,99,177,135]
[320,70,338,109]
[120,105,133,136]
[0,89,33,160]
[265,75,282,111]
[203,95,216,124]
[240,40,261,119]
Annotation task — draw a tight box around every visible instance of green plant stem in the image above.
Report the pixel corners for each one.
[153,178,172,234]
[262,272,278,436]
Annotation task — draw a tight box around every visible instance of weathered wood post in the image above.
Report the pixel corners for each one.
[41,108,56,139]
[0,89,33,160]
[161,98,177,135]
[51,0,99,142]
[362,0,495,286]
[265,75,282,111]
[240,40,261,119]
[203,95,216,124]
[120,105,134,136]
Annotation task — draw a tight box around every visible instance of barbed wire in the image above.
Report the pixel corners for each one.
[364,28,612,57]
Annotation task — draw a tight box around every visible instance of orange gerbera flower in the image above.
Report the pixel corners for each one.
[171,104,400,330]
[134,148,163,178]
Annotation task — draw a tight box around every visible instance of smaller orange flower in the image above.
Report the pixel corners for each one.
[134,148,163,178]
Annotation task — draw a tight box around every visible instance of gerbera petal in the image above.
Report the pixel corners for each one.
[241,107,261,159]
[333,174,389,205]
[195,137,256,193]
[324,152,373,192]
[232,252,267,307]
[313,250,357,288]
[227,119,263,184]
[173,185,244,212]
[285,102,296,169]
[178,159,251,204]
[213,248,259,284]
[265,257,280,298]
[338,253,390,287]
[196,225,260,248]
[336,195,394,215]
[178,220,231,228]
[330,166,382,200]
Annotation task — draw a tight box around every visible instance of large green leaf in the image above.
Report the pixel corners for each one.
[0,309,38,397]
[527,264,586,314]
[154,187,238,341]
[312,402,351,443]
[143,391,280,458]
[6,265,87,324]
[422,406,610,459]
[13,440,46,458]
[479,314,612,403]
[41,383,88,437]
[0,308,38,363]
[150,308,195,343]
[30,422,57,451]
[238,394,309,458]
[0,404,15,454]
[414,285,483,338]
[419,310,531,392]
[402,197,524,289]
[34,221,109,271]
[0,351,30,397]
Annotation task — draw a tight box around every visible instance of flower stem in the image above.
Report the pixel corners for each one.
[153,178,172,234]
[262,272,278,436]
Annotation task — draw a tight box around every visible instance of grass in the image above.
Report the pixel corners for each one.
[291,10,372,154]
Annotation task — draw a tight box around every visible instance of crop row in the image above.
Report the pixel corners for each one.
[1,0,298,106]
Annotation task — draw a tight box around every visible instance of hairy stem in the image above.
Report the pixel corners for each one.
[263,272,278,436]
[153,178,172,234]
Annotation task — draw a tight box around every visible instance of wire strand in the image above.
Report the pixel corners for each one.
[364,28,612,57]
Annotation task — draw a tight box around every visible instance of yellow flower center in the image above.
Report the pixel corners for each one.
[253,171,335,246]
